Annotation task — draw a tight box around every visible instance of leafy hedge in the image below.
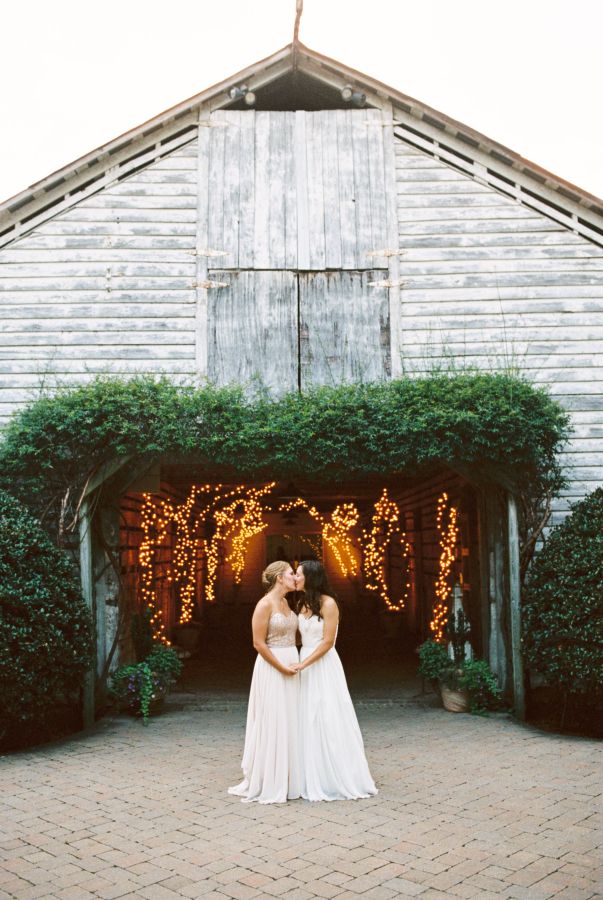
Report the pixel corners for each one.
[522,488,603,718]
[0,490,93,747]
[0,373,570,526]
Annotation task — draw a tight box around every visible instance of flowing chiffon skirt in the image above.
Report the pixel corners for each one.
[228,646,300,804]
[299,644,377,802]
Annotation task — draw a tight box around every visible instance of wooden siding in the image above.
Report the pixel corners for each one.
[203,110,389,271]
[207,270,298,394]
[0,141,199,426]
[1,108,603,519]
[299,271,390,387]
[394,139,603,517]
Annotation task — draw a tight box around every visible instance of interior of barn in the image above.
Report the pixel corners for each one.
[118,466,483,693]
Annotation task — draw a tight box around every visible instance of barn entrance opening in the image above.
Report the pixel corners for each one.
[119,466,482,696]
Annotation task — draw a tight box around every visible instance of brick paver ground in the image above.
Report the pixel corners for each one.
[1,675,602,899]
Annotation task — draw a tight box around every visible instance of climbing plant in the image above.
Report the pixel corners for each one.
[0,372,570,570]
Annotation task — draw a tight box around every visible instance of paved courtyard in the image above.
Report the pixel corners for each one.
[1,680,602,900]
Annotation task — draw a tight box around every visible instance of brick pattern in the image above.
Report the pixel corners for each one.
[1,696,602,899]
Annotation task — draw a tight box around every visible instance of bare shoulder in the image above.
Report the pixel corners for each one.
[320,595,338,616]
[254,597,272,616]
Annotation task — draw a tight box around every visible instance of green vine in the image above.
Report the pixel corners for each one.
[0,371,570,595]
[0,373,570,536]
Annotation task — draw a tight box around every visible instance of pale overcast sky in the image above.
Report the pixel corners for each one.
[1,0,602,204]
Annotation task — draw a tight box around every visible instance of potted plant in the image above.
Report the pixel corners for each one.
[417,610,501,714]
[110,643,182,724]
[456,659,501,714]
[439,609,473,712]
[417,639,450,696]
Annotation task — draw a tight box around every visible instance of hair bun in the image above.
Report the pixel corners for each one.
[262,560,290,592]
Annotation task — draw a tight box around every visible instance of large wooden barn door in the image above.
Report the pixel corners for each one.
[200,108,396,391]
[299,271,390,387]
[201,109,390,271]
[207,271,298,393]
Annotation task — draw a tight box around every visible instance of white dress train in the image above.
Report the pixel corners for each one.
[298,614,377,801]
[228,611,300,804]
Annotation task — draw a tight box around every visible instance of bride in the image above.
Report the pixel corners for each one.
[228,561,300,804]
[293,560,377,801]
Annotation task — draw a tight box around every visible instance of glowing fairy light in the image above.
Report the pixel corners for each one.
[430,492,459,642]
[205,484,274,602]
[362,488,411,612]
[226,485,274,582]
[139,483,274,630]
[278,498,360,577]
[139,493,174,643]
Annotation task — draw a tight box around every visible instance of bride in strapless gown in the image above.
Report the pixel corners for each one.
[295,560,377,802]
[228,561,301,804]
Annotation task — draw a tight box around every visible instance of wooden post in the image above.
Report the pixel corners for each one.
[79,498,95,729]
[507,492,526,720]
[481,487,508,691]
[92,504,121,705]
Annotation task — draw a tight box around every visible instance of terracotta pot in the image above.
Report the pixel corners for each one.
[440,683,470,713]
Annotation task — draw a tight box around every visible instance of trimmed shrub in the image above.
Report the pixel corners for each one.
[522,488,603,730]
[0,490,93,748]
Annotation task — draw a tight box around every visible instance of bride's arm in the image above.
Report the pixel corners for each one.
[295,597,338,671]
[252,600,298,676]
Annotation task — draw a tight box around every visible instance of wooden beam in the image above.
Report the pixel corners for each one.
[507,492,526,720]
[82,455,134,500]
[382,103,402,378]
[79,498,95,729]
[483,486,508,691]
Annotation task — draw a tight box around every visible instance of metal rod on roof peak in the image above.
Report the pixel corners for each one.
[293,0,303,44]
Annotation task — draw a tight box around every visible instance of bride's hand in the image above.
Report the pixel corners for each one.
[290,662,303,673]
[283,664,300,675]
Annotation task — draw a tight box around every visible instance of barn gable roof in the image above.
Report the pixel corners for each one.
[1,41,603,248]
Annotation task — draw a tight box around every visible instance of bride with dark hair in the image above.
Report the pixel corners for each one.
[293,559,377,802]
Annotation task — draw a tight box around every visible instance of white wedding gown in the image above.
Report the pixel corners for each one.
[298,614,377,801]
[228,611,301,804]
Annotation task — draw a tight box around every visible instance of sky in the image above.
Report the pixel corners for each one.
[1,0,602,205]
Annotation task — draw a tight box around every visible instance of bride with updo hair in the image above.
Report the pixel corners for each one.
[228,561,301,804]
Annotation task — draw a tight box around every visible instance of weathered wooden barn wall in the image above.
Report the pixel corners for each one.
[392,138,603,519]
[1,92,603,520]
[0,140,199,425]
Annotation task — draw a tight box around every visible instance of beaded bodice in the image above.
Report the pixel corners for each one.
[266,611,298,648]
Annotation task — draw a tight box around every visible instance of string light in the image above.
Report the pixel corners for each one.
[226,486,274,581]
[279,533,324,561]
[137,483,430,635]
[362,488,411,612]
[206,484,275,602]
[139,493,174,643]
[430,492,459,642]
[278,498,360,576]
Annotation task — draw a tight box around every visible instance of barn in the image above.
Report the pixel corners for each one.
[1,41,602,719]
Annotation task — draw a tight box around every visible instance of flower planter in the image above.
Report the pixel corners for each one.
[440,684,470,713]
[123,683,169,718]
[126,695,166,718]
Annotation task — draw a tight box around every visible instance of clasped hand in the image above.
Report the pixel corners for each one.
[284,662,303,675]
